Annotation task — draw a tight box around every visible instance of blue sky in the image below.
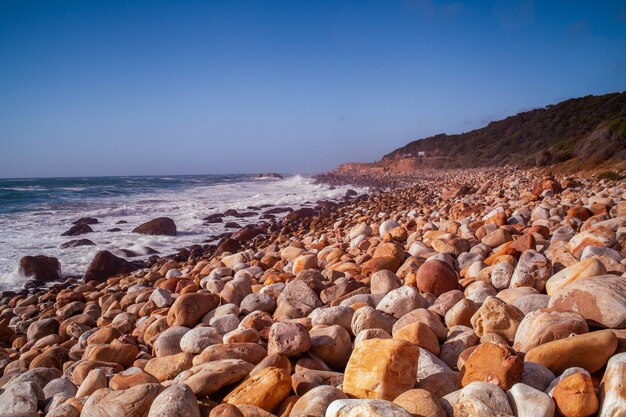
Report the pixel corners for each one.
[1,0,625,178]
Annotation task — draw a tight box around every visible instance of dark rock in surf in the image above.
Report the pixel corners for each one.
[132,217,177,236]
[73,217,98,225]
[84,250,139,283]
[62,224,93,236]
[19,255,62,282]
[214,239,241,257]
[231,224,266,242]
[60,239,96,249]
[256,173,284,179]
[225,222,242,229]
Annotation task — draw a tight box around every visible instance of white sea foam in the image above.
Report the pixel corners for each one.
[0,175,364,290]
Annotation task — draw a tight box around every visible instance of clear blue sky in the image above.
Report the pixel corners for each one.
[1,0,625,178]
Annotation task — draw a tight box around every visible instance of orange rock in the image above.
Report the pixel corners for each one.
[459,342,523,390]
[393,321,440,355]
[552,372,598,417]
[225,366,292,412]
[343,338,420,400]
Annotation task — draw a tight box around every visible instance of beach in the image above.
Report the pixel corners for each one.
[0,166,625,416]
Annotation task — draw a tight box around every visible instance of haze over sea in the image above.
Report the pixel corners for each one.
[0,174,360,289]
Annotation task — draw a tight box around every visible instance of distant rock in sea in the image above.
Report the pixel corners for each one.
[132,217,177,236]
[256,173,283,179]
[19,255,61,281]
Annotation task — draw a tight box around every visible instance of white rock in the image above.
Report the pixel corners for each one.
[150,288,173,308]
[507,383,555,417]
[179,327,222,354]
[598,352,626,417]
[326,399,412,417]
[0,381,39,414]
[147,384,200,417]
[379,220,401,237]
[441,382,513,416]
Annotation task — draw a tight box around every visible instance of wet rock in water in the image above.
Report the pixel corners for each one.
[61,239,96,248]
[225,221,242,229]
[19,255,61,281]
[73,217,99,225]
[84,250,139,283]
[256,173,283,179]
[132,217,177,236]
[62,223,93,236]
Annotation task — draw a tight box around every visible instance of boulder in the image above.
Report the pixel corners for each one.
[326,399,413,417]
[176,359,254,398]
[19,255,61,281]
[415,260,458,297]
[343,338,420,400]
[393,389,445,417]
[290,385,348,417]
[167,293,220,327]
[0,381,39,414]
[544,258,607,295]
[510,250,551,292]
[224,367,292,412]
[309,325,352,369]
[147,384,200,417]
[81,383,164,417]
[470,296,524,344]
[84,250,139,283]
[598,352,626,417]
[551,370,598,417]
[513,308,588,353]
[548,275,626,328]
[524,330,618,374]
[506,383,555,417]
[132,217,177,236]
[459,342,523,390]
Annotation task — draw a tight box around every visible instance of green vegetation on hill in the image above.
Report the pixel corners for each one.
[383,92,626,169]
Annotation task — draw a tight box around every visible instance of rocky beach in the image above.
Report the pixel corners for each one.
[0,165,625,417]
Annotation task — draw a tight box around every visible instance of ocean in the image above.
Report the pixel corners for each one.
[0,174,361,290]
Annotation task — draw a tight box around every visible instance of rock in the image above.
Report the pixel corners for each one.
[416,348,459,398]
[180,327,222,354]
[377,286,428,319]
[393,389,445,417]
[290,385,348,417]
[459,342,523,390]
[274,280,323,320]
[470,296,524,344]
[19,255,61,281]
[224,367,292,412]
[209,404,244,417]
[568,226,616,258]
[343,338,420,400]
[520,362,555,392]
[370,270,401,295]
[545,258,607,295]
[62,223,93,236]
[351,306,396,336]
[379,220,401,237]
[532,176,562,196]
[506,383,555,417]
[309,325,352,369]
[0,381,39,414]
[76,368,107,398]
[393,321,440,355]
[144,352,194,381]
[84,250,139,282]
[292,255,318,274]
[86,342,139,367]
[415,260,459,297]
[81,383,164,417]
[598,352,626,417]
[326,399,413,417]
[548,275,626,328]
[154,326,190,357]
[27,318,59,341]
[61,239,96,248]
[309,305,354,332]
[551,370,598,417]
[510,250,551,292]
[524,330,618,374]
[513,308,588,353]
[194,343,267,366]
[481,229,513,248]
[167,293,220,327]
[147,384,200,417]
[267,322,311,356]
[176,359,254,397]
[133,217,177,236]
[256,172,283,179]
[441,381,513,416]
[109,367,159,390]
[44,378,77,399]
[149,288,173,308]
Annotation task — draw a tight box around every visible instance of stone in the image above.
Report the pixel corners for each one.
[568,226,616,258]
[193,343,267,366]
[76,368,107,398]
[209,404,244,417]
[551,371,598,417]
[292,255,318,274]
[506,383,555,417]
[326,399,413,417]
[167,292,220,327]
[548,275,626,328]
[545,258,607,295]
[510,250,551,292]
[309,305,354,332]
[351,306,396,336]
[109,367,159,390]
[470,296,524,344]
[393,308,447,342]
[274,280,323,320]
[154,326,189,357]
[180,327,222,354]
[291,369,344,396]
[27,318,59,341]
[393,321,440,355]
[44,378,77,399]
[380,220,401,237]
[176,359,254,397]
[445,298,478,328]
[441,382,513,416]
[85,342,139,367]
[133,217,177,235]
[290,385,348,417]
[481,229,513,248]
[61,238,96,248]
[416,348,459,398]
[598,352,626,417]
[520,362,555,392]
[149,288,173,308]
[513,308,588,353]
[376,286,428,319]
[224,367,292,412]
[144,352,194,382]
[370,270,401,295]
[393,389,445,417]
[459,342,523,390]
[19,255,61,281]
[81,383,164,417]
[240,293,277,315]
[524,330,618,374]
[267,322,311,356]
[415,260,458,297]
[84,250,139,282]
[309,325,352,369]
[147,384,200,417]
[343,338,420,400]
[0,381,39,414]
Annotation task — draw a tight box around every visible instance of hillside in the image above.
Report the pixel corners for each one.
[383,92,626,170]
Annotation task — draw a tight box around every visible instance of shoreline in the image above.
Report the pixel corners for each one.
[0,166,624,416]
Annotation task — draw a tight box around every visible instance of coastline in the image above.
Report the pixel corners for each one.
[0,165,625,416]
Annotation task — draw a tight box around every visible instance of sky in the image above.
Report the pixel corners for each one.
[0,0,625,178]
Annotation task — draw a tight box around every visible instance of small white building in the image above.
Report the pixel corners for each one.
[417,151,426,157]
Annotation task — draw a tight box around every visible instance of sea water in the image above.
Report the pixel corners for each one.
[0,174,362,290]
